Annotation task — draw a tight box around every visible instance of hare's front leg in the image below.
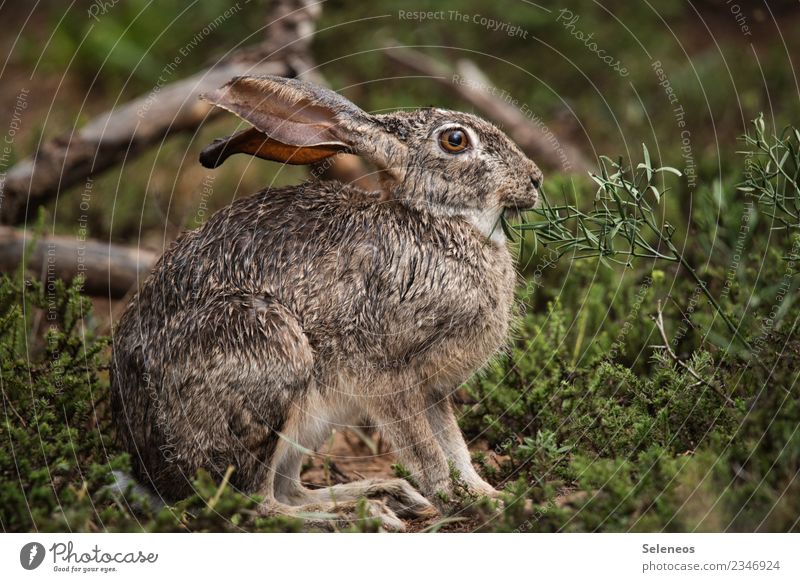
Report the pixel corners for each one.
[365,391,454,512]
[427,395,500,499]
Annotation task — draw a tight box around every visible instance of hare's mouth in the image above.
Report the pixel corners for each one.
[503,197,538,214]
[503,192,540,214]
[503,206,529,219]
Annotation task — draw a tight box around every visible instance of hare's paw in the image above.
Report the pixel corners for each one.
[360,499,406,532]
[372,478,437,519]
[262,498,405,532]
[441,481,505,517]
[320,499,405,532]
[465,482,501,499]
[470,486,506,511]
[430,487,460,516]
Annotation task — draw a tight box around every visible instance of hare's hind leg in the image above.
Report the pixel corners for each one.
[163,294,316,495]
[192,297,389,530]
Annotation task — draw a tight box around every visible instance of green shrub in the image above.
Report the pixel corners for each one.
[0,274,302,532]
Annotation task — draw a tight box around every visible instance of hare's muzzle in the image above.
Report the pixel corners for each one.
[503,171,542,213]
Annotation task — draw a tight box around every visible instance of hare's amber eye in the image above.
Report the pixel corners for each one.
[439,128,470,153]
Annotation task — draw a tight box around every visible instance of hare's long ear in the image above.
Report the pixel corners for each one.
[199,76,395,169]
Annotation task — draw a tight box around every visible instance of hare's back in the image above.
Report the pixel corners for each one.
[129,182,381,316]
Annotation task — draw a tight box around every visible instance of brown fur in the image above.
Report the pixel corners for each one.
[111,76,542,529]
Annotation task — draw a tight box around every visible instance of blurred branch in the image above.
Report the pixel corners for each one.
[0,0,322,225]
[383,44,591,174]
[311,153,377,191]
[0,226,157,298]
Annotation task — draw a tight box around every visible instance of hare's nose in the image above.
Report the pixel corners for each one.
[529,164,544,190]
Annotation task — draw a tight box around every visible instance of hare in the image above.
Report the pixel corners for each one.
[111,75,542,530]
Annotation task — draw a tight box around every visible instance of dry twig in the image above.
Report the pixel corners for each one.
[383,43,590,173]
[0,0,322,225]
[650,300,735,406]
[0,226,157,298]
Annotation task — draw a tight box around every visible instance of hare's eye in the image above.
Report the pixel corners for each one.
[439,128,470,153]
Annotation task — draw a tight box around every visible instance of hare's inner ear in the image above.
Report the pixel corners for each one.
[199,75,365,168]
[199,127,347,168]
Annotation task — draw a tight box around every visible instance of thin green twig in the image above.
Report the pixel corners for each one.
[513,144,753,351]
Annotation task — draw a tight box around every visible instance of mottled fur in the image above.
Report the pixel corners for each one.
[111,76,542,529]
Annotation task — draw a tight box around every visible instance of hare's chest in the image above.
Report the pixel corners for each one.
[407,245,516,382]
[454,252,515,354]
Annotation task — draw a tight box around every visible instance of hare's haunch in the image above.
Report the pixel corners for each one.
[111,75,543,530]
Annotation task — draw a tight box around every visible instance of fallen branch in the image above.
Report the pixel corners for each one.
[383,44,590,173]
[0,0,322,225]
[0,226,157,298]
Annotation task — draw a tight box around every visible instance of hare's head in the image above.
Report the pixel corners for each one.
[200,76,542,236]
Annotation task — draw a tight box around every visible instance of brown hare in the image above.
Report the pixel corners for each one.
[111,75,543,530]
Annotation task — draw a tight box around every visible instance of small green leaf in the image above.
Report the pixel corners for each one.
[654,166,682,177]
[642,143,653,182]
